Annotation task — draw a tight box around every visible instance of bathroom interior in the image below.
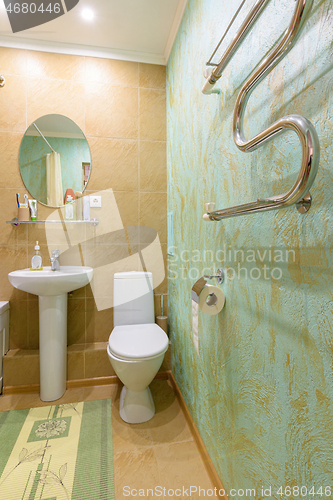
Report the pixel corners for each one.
[0,0,332,498]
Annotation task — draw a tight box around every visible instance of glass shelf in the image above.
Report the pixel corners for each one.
[6,218,99,226]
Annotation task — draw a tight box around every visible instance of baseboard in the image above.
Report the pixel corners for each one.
[3,384,40,395]
[167,371,229,500]
[67,376,120,388]
[2,370,170,395]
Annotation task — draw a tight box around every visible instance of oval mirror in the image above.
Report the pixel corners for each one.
[19,114,92,207]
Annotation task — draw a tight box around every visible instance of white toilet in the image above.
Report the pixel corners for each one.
[107,271,169,424]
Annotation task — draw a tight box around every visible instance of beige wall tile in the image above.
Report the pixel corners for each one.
[162,344,171,371]
[0,245,28,300]
[140,242,167,294]
[0,132,26,189]
[27,299,39,349]
[85,345,115,378]
[140,140,167,192]
[85,244,143,311]
[86,298,113,343]
[85,57,139,87]
[114,191,139,227]
[85,84,138,139]
[3,351,39,386]
[0,75,27,132]
[27,78,85,132]
[83,243,131,270]
[139,63,166,89]
[67,349,85,380]
[67,298,86,345]
[88,137,139,191]
[9,300,28,349]
[26,51,86,82]
[141,243,168,294]
[0,47,27,76]
[139,193,167,244]
[139,88,166,141]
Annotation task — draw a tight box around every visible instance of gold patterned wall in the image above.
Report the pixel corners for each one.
[0,47,167,386]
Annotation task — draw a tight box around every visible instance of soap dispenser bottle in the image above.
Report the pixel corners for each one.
[31,241,43,270]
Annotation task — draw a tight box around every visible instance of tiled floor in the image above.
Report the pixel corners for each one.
[0,379,214,499]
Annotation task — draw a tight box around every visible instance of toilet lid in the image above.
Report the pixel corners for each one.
[108,323,169,360]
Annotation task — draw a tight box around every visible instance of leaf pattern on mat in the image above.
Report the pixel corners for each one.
[0,445,48,487]
[38,464,69,500]
[59,403,81,418]
[18,447,46,463]
[18,448,28,462]
[59,463,67,482]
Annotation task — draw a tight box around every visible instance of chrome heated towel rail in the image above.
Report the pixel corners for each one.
[202,0,319,221]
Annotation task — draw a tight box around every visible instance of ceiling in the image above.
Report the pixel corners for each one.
[0,0,187,65]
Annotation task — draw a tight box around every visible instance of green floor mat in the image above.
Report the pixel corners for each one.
[0,399,114,500]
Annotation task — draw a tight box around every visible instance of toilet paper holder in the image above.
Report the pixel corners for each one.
[203,268,224,284]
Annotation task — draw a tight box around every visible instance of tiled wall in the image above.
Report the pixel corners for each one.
[167,0,333,493]
[0,47,168,384]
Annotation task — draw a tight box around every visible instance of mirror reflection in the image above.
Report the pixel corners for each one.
[19,114,92,207]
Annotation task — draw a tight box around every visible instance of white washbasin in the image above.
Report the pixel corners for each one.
[8,265,94,402]
[8,266,93,296]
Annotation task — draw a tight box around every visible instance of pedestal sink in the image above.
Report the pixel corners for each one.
[8,266,93,401]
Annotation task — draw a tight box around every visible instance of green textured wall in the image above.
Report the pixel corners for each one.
[167,0,333,496]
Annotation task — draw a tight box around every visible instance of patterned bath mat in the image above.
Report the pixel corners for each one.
[0,399,114,500]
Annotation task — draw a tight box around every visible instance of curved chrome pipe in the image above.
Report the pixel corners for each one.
[0,75,5,88]
[203,0,320,221]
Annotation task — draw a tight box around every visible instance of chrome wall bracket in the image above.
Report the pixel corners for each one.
[296,192,312,214]
[0,75,5,88]
[203,269,224,284]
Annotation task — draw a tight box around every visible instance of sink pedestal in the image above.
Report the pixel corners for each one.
[39,294,67,401]
[8,266,93,402]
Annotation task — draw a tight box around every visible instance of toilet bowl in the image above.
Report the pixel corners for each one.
[107,272,169,424]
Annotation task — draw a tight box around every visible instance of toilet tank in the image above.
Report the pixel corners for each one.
[113,272,154,326]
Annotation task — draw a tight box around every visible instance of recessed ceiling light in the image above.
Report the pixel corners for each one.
[81,8,95,21]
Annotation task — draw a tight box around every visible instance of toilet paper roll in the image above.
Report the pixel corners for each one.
[191,278,225,315]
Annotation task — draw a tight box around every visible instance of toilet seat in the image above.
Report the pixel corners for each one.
[108,323,169,361]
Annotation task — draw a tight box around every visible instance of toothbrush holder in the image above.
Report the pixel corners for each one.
[18,206,30,221]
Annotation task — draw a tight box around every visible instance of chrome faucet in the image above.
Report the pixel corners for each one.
[49,250,61,271]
